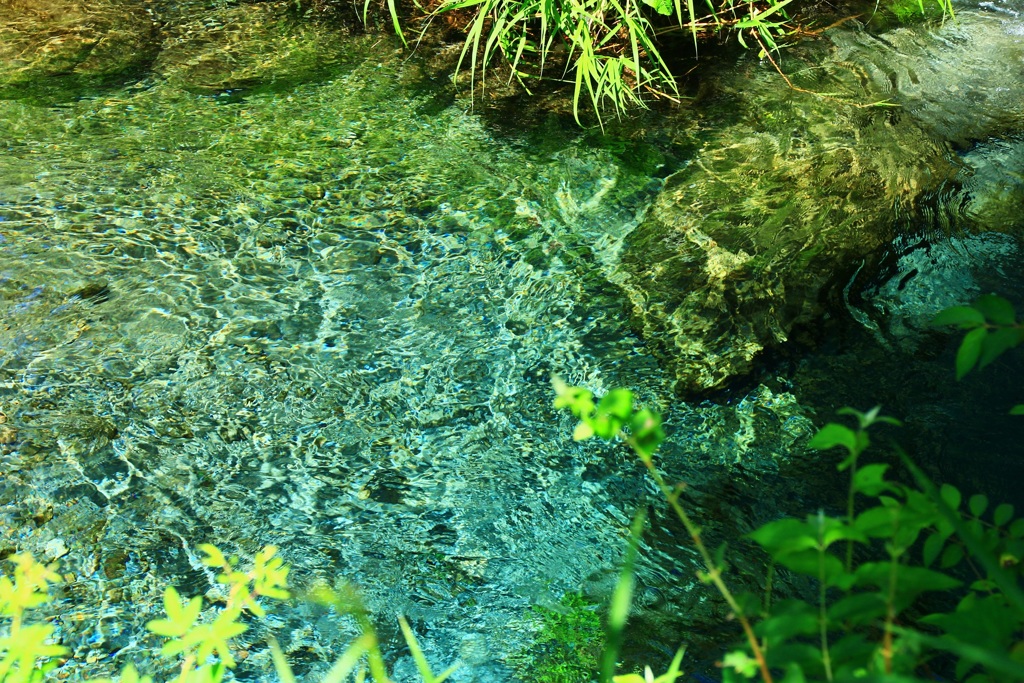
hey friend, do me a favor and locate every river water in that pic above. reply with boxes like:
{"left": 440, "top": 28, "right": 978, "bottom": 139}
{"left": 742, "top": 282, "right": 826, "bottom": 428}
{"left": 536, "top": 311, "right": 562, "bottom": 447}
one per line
{"left": 0, "top": 2, "right": 1021, "bottom": 680}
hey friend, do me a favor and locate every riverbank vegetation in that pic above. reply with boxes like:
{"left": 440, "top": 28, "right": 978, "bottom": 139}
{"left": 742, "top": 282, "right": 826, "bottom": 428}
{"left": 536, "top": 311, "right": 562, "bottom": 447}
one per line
{"left": 342, "top": 0, "right": 955, "bottom": 123}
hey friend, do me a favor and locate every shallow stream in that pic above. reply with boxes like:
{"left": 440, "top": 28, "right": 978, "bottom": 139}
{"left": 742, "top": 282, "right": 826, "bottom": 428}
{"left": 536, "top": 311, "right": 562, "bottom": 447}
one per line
{"left": 0, "top": 1, "right": 1022, "bottom": 680}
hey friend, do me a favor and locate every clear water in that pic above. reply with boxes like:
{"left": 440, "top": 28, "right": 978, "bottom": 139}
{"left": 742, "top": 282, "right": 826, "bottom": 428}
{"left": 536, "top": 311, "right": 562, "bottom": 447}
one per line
{"left": 0, "top": 35, "right": 816, "bottom": 681}
{"left": 2, "top": 0, "right": 1023, "bottom": 679}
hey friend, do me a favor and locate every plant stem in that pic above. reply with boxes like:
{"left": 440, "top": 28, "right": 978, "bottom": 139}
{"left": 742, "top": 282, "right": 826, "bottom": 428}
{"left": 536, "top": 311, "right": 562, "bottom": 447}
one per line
{"left": 846, "top": 449, "right": 857, "bottom": 572}
{"left": 817, "top": 510, "right": 834, "bottom": 682}
{"left": 627, "top": 436, "right": 774, "bottom": 683}
{"left": 882, "top": 555, "right": 900, "bottom": 673}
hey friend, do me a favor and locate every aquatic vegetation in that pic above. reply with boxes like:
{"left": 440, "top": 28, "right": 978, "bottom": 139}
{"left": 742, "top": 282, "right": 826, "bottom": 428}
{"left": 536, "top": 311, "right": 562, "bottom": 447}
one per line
{"left": 511, "top": 591, "right": 605, "bottom": 683}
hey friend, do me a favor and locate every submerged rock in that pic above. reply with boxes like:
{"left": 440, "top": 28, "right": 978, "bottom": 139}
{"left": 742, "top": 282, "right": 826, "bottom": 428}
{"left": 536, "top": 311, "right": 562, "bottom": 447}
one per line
{"left": 614, "top": 6, "right": 1024, "bottom": 396}
{"left": 153, "top": 1, "right": 354, "bottom": 94}
{"left": 829, "top": 3, "right": 1024, "bottom": 147}
{"left": 0, "top": 0, "right": 159, "bottom": 99}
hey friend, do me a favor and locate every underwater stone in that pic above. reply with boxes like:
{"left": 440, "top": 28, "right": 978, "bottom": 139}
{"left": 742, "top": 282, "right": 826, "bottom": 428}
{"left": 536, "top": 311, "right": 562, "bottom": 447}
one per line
{"left": 153, "top": 1, "right": 354, "bottom": 94}
{"left": 43, "top": 537, "right": 69, "bottom": 560}
{"left": 828, "top": 10, "right": 1024, "bottom": 147}
{"left": 613, "top": 20, "right": 979, "bottom": 395}
{"left": 0, "top": 0, "right": 159, "bottom": 99}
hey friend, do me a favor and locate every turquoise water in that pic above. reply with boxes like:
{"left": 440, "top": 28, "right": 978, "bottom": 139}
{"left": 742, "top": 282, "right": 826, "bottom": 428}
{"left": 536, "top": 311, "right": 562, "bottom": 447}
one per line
{"left": 3, "top": 0, "right": 1024, "bottom": 676}
{"left": 0, "top": 37, "right": 816, "bottom": 680}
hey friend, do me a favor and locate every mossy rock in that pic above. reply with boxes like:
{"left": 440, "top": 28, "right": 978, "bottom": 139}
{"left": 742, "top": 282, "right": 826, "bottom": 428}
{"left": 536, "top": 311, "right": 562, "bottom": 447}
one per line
{"left": 0, "top": 0, "right": 159, "bottom": 100}
{"left": 613, "top": 36, "right": 962, "bottom": 396}
{"left": 153, "top": 1, "right": 355, "bottom": 94}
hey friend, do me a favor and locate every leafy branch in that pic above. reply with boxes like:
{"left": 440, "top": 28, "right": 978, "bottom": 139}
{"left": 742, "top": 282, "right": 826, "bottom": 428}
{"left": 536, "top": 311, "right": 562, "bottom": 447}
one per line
{"left": 554, "top": 376, "right": 1024, "bottom": 683}
{"left": 932, "top": 294, "right": 1024, "bottom": 402}
{"left": 553, "top": 376, "right": 773, "bottom": 683}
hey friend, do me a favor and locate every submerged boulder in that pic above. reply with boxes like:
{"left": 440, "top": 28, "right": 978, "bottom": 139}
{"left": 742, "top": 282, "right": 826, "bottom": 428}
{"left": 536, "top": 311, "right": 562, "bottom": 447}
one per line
{"left": 153, "top": 1, "right": 354, "bottom": 93}
{"left": 0, "top": 0, "right": 159, "bottom": 99}
{"left": 613, "top": 7, "right": 1024, "bottom": 396}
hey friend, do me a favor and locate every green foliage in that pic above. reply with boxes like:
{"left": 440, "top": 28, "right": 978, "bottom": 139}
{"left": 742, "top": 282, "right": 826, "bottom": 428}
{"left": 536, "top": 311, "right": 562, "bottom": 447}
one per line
{"left": 135, "top": 544, "right": 293, "bottom": 682}
{"left": 4, "top": 359, "right": 1020, "bottom": 683}
{"left": 515, "top": 592, "right": 606, "bottom": 683}
{"left": 554, "top": 378, "right": 1024, "bottom": 683}
{"left": 933, "top": 294, "right": 1024, "bottom": 411}
{"left": 1, "top": 545, "right": 457, "bottom": 683}
{"left": 0, "top": 554, "right": 67, "bottom": 683}
{"left": 887, "top": 0, "right": 951, "bottom": 24}
{"left": 553, "top": 376, "right": 664, "bottom": 460}
{"left": 426, "top": 0, "right": 794, "bottom": 126}
{"left": 933, "top": 294, "right": 1024, "bottom": 379}
{"left": 613, "top": 647, "right": 685, "bottom": 683}
{"left": 351, "top": 0, "right": 959, "bottom": 124}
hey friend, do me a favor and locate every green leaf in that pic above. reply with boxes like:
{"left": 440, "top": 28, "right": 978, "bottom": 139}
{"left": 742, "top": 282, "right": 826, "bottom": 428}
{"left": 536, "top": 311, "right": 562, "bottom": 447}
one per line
{"left": 779, "top": 662, "right": 807, "bottom": 683}
{"left": 897, "top": 628, "right": 1024, "bottom": 682}
{"left": 754, "top": 599, "right": 818, "bottom": 641}
{"left": 1009, "top": 518, "right": 1024, "bottom": 538}
{"left": 319, "top": 634, "right": 375, "bottom": 683}
{"left": 852, "top": 464, "right": 894, "bottom": 496}
{"left": 722, "top": 650, "right": 760, "bottom": 677}
{"left": 968, "top": 494, "right": 988, "bottom": 517}
{"left": 855, "top": 506, "right": 898, "bottom": 538}
{"left": 808, "top": 423, "right": 856, "bottom": 452}
{"left": 974, "top": 294, "right": 1016, "bottom": 325}
{"left": 121, "top": 664, "right": 154, "bottom": 683}
{"left": 1010, "top": 404, "right": 1024, "bottom": 415}
{"left": 573, "top": 421, "right": 595, "bottom": 441}
{"left": 0, "top": 623, "right": 68, "bottom": 674}
{"left": 253, "top": 545, "right": 291, "bottom": 602}
{"left": 147, "top": 587, "right": 202, "bottom": 638}
{"left": 552, "top": 376, "right": 594, "bottom": 418}
{"left": 602, "top": 511, "right": 644, "bottom": 683}
{"left": 657, "top": 646, "right": 687, "bottom": 683}
{"left": 747, "top": 518, "right": 817, "bottom": 555}
{"left": 922, "top": 532, "right": 946, "bottom": 567}
{"left": 399, "top": 616, "right": 459, "bottom": 683}
{"left": 940, "top": 484, "right": 962, "bottom": 511}
{"left": 268, "top": 638, "right": 297, "bottom": 683}
{"left": 854, "top": 562, "right": 960, "bottom": 596}
{"left": 932, "top": 305, "right": 986, "bottom": 329}
{"left": 590, "top": 413, "right": 624, "bottom": 440}
{"left": 828, "top": 592, "right": 887, "bottom": 626}
{"left": 641, "top": 0, "right": 674, "bottom": 15}
{"left": 993, "top": 503, "right": 1015, "bottom": 527}
{"left": 199, "top": 544, "right": 228, "bottom": 568}
{"left": 597, "top": 388, "right": 634, "bottom": 422}
{"left": 978, "top": 326, "right": 1024, "bottom": 370}
{"left": 956, "top": 327, "right": 987, "bottom": 379}
{"left": 776, "top": 548, "right": 847, "bottom": 584}
{"left": 940, "top": 542, "right": 965, "bottom": 568}
{"left": 629, "top": 409, "right": 665, "bottom": 459}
